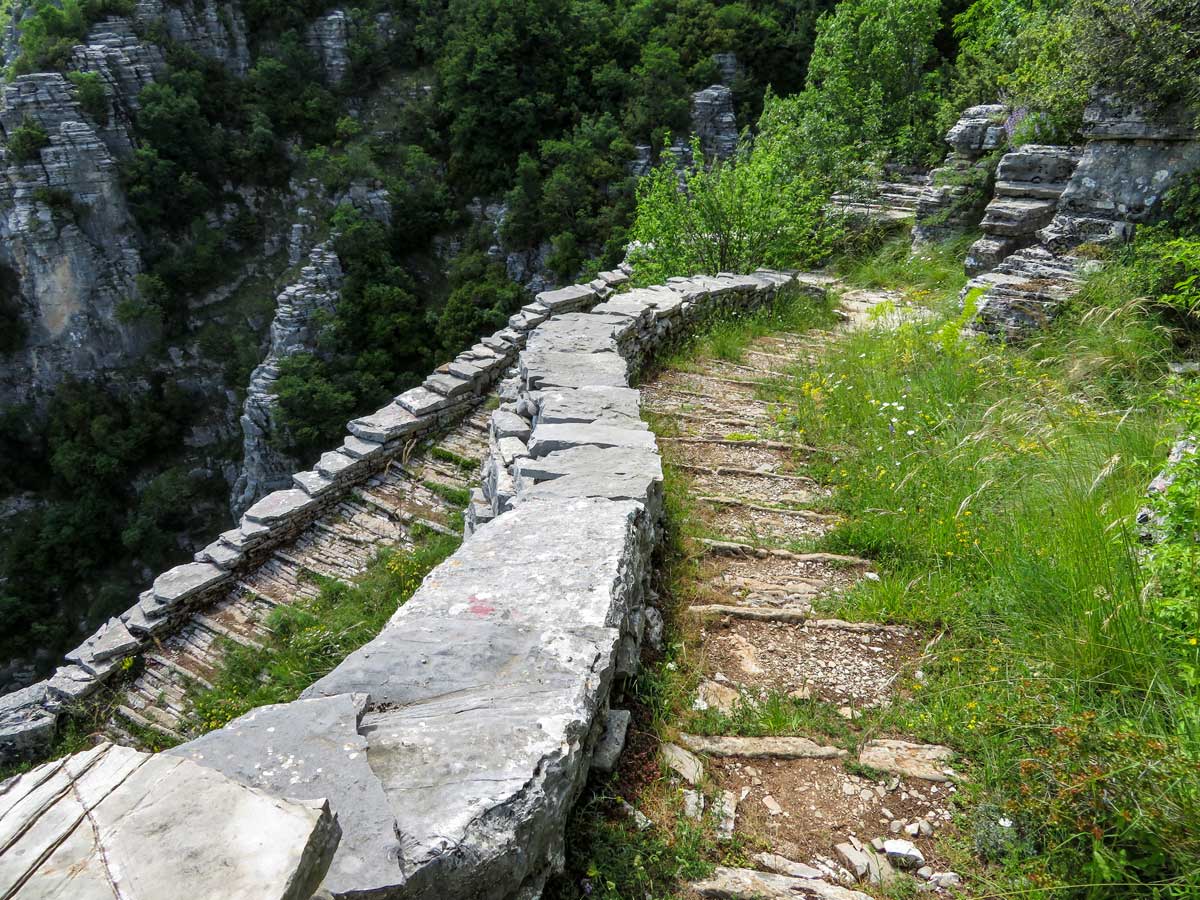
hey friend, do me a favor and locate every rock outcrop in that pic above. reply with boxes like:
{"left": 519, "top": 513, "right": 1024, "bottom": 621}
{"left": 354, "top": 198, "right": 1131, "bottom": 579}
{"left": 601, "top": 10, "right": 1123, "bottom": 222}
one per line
{"left": 912, "top": 104, "right": 1008, "bottom": 246}
{"left": 967, "top": 95, "right": 1200, "bottom": 338}
{"left": 965, "top": 144, "right": 1080, "bottom": 275}
{"left": 306, "top": 9, "right": 352, "bottom": 85}
{"left": 0, "top": 73, "right": 151, "bottom": 409}
{"left": 232, "top": 244, "right": 344, "bottom": 515}
{"left": 133, "top": 0, "right": 251, "bottom": 76}
{"left": 691, "top": 83, "right": 739, "bottom": 160}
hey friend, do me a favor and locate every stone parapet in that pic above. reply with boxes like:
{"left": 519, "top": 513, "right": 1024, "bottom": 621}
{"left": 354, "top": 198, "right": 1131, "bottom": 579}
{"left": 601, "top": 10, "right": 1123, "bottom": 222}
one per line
{"left": 0, "top": 265, "right": 822, "bottom": 900}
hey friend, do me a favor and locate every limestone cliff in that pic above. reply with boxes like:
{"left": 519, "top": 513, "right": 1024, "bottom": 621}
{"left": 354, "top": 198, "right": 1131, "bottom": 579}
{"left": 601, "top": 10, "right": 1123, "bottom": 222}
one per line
{"left": 0, "top": 72, "right": 150, "bottom": 409}
{"left": 231, "top": 245, "right": 344, "bottom": 516}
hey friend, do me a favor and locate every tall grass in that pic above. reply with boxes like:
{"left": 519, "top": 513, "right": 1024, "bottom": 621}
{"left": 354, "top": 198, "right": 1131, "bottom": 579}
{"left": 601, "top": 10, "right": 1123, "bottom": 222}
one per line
{"left": 771, "top": 245, "right": 1198, "bottom": 894}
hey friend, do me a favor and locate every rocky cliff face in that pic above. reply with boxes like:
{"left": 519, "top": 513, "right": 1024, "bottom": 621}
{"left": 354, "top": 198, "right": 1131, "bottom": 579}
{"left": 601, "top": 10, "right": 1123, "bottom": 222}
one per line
{"left": 912, "top": 104, "right": 1009, "bottom": 246}
{"left": 0, "top": 73, "right": 150, "bottom": 409}
{"left": 231, "top": 245, "right": 344, "bottom": 515}
{"left": 133, "top": 0, "right": 251, "bottom": 76}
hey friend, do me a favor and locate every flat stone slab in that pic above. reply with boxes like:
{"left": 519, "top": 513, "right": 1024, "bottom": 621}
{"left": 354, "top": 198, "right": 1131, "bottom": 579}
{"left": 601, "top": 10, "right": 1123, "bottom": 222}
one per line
{"left": 66, "top": 618, "right": 140, "bottom": 666}
{"left": 521, "top": 349, "right": 628, "bottom": 390}
{"left": 535, "top": 385, "right": 644, "bottom": 427}
{"left": 293, "top": 470, "right": 337, "bottom": 498}
{"left": 0, "top": 742, "right": 339, "bottom": 899}
{"left": 514, "top": 445, "right": 661, "bottom": 485}
{"left": 424, "top": 372, "right": 475, "bottom": 399}
{"left": 536, "top": 283, "right": 596, "bottom": 311}
{"left": 679, "top": 734, "right": 847, "bottom": 759}
{"left": 151, "top": 562, "right": 226, "bottom": 607}
{"left": 691, "top": 866, "right": 873, "bottom": 900}
{"left": 244, "top": 488, "right": 317, "bottom": 526}
{"left": 397, "top": 385, "right": 458, "bottom": 416}
{"left": 348, "top": 402, "right": 424, "bottom": 442}
{"left": 169, "top": 694, "right": 395, "bottom": 898}
{"left": 525, "top": 313, "right": 636, "bottom": 354}
{"left": 316, "top": 449, "right": 360, "bottom": 478}
{"left": 527, "top": 422, "right": 657, "bottom": 457}
{"left": 491, "top": 409, "right": 532, "bottom": 441}
{"left": 859, "top": 739, "right": 956, "bottom": 782}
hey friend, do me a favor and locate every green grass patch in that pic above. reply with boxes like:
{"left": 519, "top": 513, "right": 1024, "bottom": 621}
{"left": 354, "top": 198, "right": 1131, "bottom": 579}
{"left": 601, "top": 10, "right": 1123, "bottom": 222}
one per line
{"left": 422, "top": 479, "right": 472, "bottom": 507}
{"left": 656, "top": 281, "right": 838, "bottom": 370}
{"left": 774, "top": 238, "right": 1198, "bottom": 893}
{"left": 430, "top": 445, "right": 479, "bottom": 472}
{"left": 185, "top": 533, "right": 459, "bottom": 734}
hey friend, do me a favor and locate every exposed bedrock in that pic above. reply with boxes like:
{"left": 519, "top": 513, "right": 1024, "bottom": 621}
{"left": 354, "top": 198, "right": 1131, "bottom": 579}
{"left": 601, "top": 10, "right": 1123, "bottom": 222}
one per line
{"left": 231, "top": 244, "right": 345, "bottom": 516}
{"left": 0, "top": 73, "right": 150, "bottom": 409}
{"left": 966, "top": 94, "right": 1200, "bottom": 338}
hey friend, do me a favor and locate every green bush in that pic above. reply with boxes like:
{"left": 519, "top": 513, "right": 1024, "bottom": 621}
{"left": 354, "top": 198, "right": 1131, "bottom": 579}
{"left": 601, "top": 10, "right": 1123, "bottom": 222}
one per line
{"left": 66, "top": 70, "right": 108, "bottom": 125}
{"left": 7, "top": 117, "right": 50, "bottom": 162}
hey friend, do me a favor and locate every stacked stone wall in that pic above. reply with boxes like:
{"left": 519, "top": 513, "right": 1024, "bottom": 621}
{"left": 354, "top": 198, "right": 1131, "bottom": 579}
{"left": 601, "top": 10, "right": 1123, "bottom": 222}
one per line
{"left": 0, "top": 265, "right": 820, "bottom": 900}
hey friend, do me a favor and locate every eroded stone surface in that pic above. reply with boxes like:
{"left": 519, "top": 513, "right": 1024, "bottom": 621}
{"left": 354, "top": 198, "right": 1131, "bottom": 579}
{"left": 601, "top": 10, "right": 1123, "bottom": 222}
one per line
{"left": 0, "top": 742, "right": 340, "bottom": 899}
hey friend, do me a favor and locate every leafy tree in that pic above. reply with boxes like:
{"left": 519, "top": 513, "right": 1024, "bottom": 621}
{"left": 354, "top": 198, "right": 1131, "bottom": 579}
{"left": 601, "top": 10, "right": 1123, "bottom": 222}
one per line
{"left": 434, "top": 251, "right": 526, "bottom": 354}
{"left": 800, "top": 0, "right": 946, "bottom": 164}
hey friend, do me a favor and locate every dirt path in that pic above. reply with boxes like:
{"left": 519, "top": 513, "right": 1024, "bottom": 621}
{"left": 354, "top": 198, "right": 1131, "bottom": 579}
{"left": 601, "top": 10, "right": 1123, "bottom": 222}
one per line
{"left": 641, "top": 286, "right": 965, "bottom": 898}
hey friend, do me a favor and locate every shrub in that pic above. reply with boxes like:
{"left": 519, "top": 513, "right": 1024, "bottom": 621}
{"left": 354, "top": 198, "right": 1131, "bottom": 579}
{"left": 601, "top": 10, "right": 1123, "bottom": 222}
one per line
{"left": 66, "top": 71, "right": 109, "bottom": 125}
{"left": 7, "top": 118, "right": 50, "bottom": 162}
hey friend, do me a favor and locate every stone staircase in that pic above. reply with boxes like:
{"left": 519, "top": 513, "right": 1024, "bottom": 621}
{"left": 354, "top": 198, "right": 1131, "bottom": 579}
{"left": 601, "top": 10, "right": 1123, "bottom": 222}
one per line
{"left": 638, "top": 286, "right": 963, "bottom": 898}
{"left": 106, "top": 402, "right": 492, "bottom": 744}
{"left": 830, "top": 172, "right": 929, "bottom": 224}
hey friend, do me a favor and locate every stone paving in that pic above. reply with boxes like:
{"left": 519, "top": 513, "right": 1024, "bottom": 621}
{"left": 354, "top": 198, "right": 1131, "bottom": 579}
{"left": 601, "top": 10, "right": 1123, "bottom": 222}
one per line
{"left": 637, "top": 287, "right": 964, "bottom": 898}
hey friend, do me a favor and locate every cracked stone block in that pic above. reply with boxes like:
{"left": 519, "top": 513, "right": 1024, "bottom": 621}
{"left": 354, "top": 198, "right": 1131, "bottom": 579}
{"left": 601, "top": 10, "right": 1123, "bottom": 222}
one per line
{"left": 692, "top": 866, "right": 874, "bottom": 900}
{"left": 521, "top": 349, "right": 629, "bottom": 390}
{"left": 859, "top": 739, "right": 955, "bottom": 781}
{"left": 244, "top": 488, "right": 318, "bottom": 526}
{"left": 316, "top": 449, "right": 360, "bottom": 479}
{"left": 169, "top": 693, "right": 394, "bottom": 899}
{"left": 536, "top": 283, "right": 597, "bottom": 312}
{"left": 196, "top": 538, "right": 244, "bottom": 570}
{"left": 0, "top": 682, "right": 57, "bottom": 761}
{"left": 0, "top": 742, "right": 340, "bottom": 899}
{"left": 397, "top": 385, "right": 458, "bottom": 416}
{"left": 293, "top": 469, "right": 337, "bottom": 498}
{"left": 424, "top": 372, "right": 475, "bottom": 399}
{"left": 341, "top": 434, "right": 386, "bottom": 460}
{"left": 534, "top": 385, "right": 644, "bottom": 428}
{"left": 591, "top": 708, "right": 631, "bottom": 773}
{"left": 151, "top": 562, "right": 227, "bottom": 607}
{"left": 65, "top": 618, "right": 141, "bottom": 671}
{"left": 491, "top": 409, "right": 532, "bottom": 442}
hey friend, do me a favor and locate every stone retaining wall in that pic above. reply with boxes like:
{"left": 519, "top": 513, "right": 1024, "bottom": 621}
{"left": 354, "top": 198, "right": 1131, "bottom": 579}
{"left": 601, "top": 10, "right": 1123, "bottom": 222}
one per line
{"left": 1, "top": 267, "right": 822, "bottom": 900}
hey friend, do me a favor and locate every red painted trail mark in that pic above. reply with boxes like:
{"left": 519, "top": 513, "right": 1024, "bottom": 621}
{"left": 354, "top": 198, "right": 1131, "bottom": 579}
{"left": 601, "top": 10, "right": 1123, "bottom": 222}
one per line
{"left": 467, "top": 596, "right": 496, "bottom": 617}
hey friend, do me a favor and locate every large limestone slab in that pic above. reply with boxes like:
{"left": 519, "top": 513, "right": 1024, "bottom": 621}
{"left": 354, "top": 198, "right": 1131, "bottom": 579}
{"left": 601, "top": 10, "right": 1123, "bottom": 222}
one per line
{"left": 296, "top": 498, "right": 644, "bottom": 897}
{"left": 0, "top": 742, "right": 340, "bottom": 899}
{"left": 169, "top": 694, "right": 396, "bottom": 898}
{"left": 691, "top": 865, "right": 872, "bottom": 899}
{"left": 534, "top": 385, "right": 644, "bottom": 428}
{"left": 244, "top": 488, "right": 318, "bottom": 526}
{"left": 521, "top": 349, "right": 628, "bottom": 390}
{"left": 527, "top": 422, "right": 657, "bottom": 457}
{"left": 348, "top": 402, "right": 425, "bottom": 442}
{"left": 526, "top": 312, "right": 637, "bottom": 354}
{"left": 535, "top": 283, "right": 597, "bottom": 312}
{"left": 859, "top": 739, "right": 956, "bottom": 782}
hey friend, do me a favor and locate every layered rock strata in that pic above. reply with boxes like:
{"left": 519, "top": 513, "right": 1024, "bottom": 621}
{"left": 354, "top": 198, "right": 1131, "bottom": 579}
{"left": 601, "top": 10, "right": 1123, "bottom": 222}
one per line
{"left": 912, "top": 104, "right": 1008, "bottom": 246}
{"left": 964, "top": 144, "right": 1080, "bottom": 275}
{"left": 967, "top": 95, "right": 1200, "bottom": 338}
{"left": 1, "top": 265, "right": 817, "bottom": 900}
{"left": 0, "top": 72, "right": 150, "bottom": 408}
{"left": 232, "top": 243, "right": 345, "bottom": 515}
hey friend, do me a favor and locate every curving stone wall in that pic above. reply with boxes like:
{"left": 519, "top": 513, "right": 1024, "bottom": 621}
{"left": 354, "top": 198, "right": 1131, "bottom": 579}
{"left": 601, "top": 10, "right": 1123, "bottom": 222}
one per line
{"left": 0, "top": 266, "right": 817, "bottom": 899}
